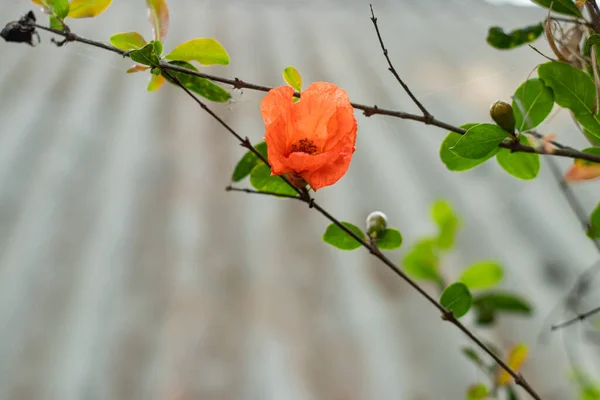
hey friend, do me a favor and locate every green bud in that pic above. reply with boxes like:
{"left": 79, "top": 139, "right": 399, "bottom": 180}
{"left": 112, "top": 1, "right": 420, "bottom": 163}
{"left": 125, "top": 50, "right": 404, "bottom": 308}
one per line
{"left": 366, "top": 211, "right": 388, "bottom": 238}
{"left": 490, "top": 100, "right": 515, "bottom": 134}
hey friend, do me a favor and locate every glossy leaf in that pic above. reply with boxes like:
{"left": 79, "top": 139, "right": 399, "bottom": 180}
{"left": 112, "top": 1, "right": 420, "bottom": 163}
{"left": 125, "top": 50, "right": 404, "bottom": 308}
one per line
{"left": 496, "top": 135, "right": 540, "bottom": 180}
{"left": 531, "top": 0, "right": 582, "bottom": 17}
{"left": 249, "top": 163, "right": 298, "bottom": 197}
{"left": 322, "top": 222, "right": 365, "bottom": 251}
{"left": 459, "top": 261, "right": 504, "bottom": 290}
{"left": 538, "top": 61, "right": 600, "bottom": 142}
{"left": 146, "top": 0, "right": 170, "bottom": 42}
{"left": 467, "top": 384, "right": 489, "bottom": 400}
{"left": 128, "top": 43, "right": 161, "bottom": 67}
{"left": 440, "top": 282, "right": 472, "bottom": 318}
{"left": 588, "top": 202, "right": 600, "bottom": 238}
{"left": 283, "top": 66, "right": 302, "bottom": 92}
{"left": 440, "top": 123, "right": 498, "bottom": 171}
{"left": 68, "top": 0, "right": 112, "bottom": 18}
{"left": 50, "top": 0, "right": 69, "bottom": 18}
{"left": 512, "top": 78, "right": 554, "bottom": 131}
{"left": 162, "top": 61, "right": 231, "bottom": 102}
{"left": 403, "top": 238, "right": 441, "bottom": 282}
{"left": 431, "top": 200, "right": 459, "bottom": 250}
{"left": 110, "top": 32, "right": 147, "bottom": 51}
{"left": 375, "top": 228, "right": 403, "bottom": 250}
{"left": 450, "top": 123, "right": 510, "bottom": 160}
{"left": 165, "top": 38, "right": 230, "bottom": 66}
{"left": 473, "top": 292, "right": 532, "bottom": 325}
{"left": 147, "top": 74, "right": 165, "bottom": 92}
{"left": 584, "top": 34, "right": 600, "bottom": 57}
{"left": 497, "top": 344, "right": 528, "bottom": 386}
{"left": 231, "top": 142, "right": 268, "bottom": 182}
{"left": 486, "top": 23, "right": 543, "bottom": 50}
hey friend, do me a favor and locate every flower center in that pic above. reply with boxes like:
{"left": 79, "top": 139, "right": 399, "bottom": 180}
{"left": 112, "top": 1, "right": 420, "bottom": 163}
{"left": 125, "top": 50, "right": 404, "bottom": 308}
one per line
{"left": 291, "top": 138, "right": 318, "bottom": 155}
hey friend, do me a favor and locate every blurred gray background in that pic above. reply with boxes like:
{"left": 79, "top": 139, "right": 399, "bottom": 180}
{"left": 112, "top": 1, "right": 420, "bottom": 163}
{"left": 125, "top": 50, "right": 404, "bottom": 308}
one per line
{"left": 1, "top": 0, "right": 600, "bottom": 399}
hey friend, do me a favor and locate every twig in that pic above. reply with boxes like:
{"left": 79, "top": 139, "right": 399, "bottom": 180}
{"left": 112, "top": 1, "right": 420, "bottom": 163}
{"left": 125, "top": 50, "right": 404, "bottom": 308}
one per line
{"left": 368, "top": 5, "right": 432, "bottom": 122}
{"left": 548, "top": 16, "right": 592, "bottom": 28}
{"left": 22, "top": 21, "right": 600, "bottom": 165}
{"left": 225, "top": 185, "right": 302, "bottom": 200}
{"left": 528, "top": 44, "right": 556, "bottom": 61}
{"left": 551, "top": 305, "right": 600, "bottom": 330}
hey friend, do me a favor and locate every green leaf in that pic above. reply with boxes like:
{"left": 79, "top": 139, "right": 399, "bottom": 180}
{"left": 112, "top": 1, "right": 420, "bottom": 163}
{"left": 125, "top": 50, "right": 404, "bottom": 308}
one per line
{"left": 462, "top": 347, "right": 487, "bottom": 370}
{"left": 459, "top": 261, "right": 504, "bottom": 290}
{"left": 162, "top": 61, "right": 231, "bottom": 102}
{"left": 577, "top": 147, "right": 600, "bottom": 166}
{"left": 283, "top": 66, "right": 302, "bottom": 92}
{"left": 531, "top": 0, "right": 582, "bottom": 17}
{"left": 588, "top": 202, "right": 600, "bottom": 238}
{"left": 538, "top": 61, "right": 600, "bottom": 142}
{"left": 232, "top": 142, "right": 268, "bottom": 182}
{"left": 49, "top": 14, "right": 64, "bottom": 30}
{"left": 472, "top": 291, "right": 532, "bottom": 325}
{"left": 249, "top": 164, "right": 298, "bottom": 197}
{"left": 322, "top": 222, "right": 365, "bottom": 251}
{"left": 146, "top": 0, "right": 169, "bottom": 42}
{"left": 50, "top": 0, "right": 69, "bottom": 19}
{"left": 431, "top": 200, "right": 459, "bottom": 250}
{"left": 110, "top": 32, "right": 148, "bottom": 51}
{"left": 486, "top": 23, "right": 543, "bottom": 50}
{"left": 68, "top": 0, "right": 112, "bottom": 18}
{"left": 584, "top": 34, "right": 600, "bottom": 57}
{"left": 440, "top": 282, "right": 472, "bottom": 318}
{"left": 467, "top": 384, "right": 489, "bottom": 400}
{"left": 403, "top": 238, "right": 441, "bottom": 282}
{"left": 165, "top": 38, "right": 230, "bottom": 66}
{"left": 450, "top": 123, "right": 510, "bottom": 160}
{"left": 496, "top": 135, "right": 540, "bottom": 180}
{"left": 128, "top": 43, "right": 161, "bottom": 67}
{"left": 440, "top": 124, "right": 498, "bottom": 171}
{"left": 512, "top": 78, "right": 554, "bottom": 131}
{"left": 375, "top": 228, "right": 403, "bottom": 250}
{"left": 152, "top": 40, "right": 163, "bottom": 56}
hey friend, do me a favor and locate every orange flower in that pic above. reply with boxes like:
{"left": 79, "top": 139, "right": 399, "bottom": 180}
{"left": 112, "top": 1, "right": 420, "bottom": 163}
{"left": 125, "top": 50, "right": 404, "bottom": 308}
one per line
{"left": 260, "top": 82, "right": 357, "bottom": 190}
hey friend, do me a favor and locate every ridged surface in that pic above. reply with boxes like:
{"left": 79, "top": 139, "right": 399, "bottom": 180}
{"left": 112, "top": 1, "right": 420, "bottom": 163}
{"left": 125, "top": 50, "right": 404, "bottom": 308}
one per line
{"left": 0, "top": 1, "right": 599, "bottom": 399}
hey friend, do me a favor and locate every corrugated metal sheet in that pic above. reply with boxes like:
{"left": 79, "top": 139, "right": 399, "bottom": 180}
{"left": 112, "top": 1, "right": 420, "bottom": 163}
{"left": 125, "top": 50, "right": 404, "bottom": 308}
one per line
{"left": 0, "top": 1, "right": 599, "bottom": 399}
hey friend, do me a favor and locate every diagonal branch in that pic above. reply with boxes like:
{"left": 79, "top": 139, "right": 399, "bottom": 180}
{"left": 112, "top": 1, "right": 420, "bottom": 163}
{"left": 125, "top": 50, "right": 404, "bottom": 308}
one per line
{"left": 368, "top": 4, "right": 432, "bottom": 122}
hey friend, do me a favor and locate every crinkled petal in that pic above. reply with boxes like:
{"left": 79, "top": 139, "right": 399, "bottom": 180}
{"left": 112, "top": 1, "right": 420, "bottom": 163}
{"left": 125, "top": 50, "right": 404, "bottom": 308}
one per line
{"left": 302, "top": 132, "right": 356, "bottom": 190}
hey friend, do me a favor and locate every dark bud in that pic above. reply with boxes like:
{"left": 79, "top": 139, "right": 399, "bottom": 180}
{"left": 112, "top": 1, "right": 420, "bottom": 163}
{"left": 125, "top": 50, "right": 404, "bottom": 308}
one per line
{"left": 1, "top": 11, "right": 39, "bottom": 47}
{"left": 489, "top": 100, "right": 516, "bottom": 134}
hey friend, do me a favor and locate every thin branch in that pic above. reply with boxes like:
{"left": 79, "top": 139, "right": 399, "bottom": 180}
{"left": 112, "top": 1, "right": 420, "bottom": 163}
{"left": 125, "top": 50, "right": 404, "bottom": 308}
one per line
{"left": 22, "top": 21, "right": 600, "bottom": 165}
{"left": 552, "top": 305, "right": 600, "bottom": 330}
{"left": 548, "top": 16, "right": 593, "bottom": 28}
{"left": 225, "top": 185, "right": 302, "bottom": 200}
{"left": 368, "top": 5, "right": 432, "bottom": 121}
{"left": 528, "top": 44, "right": 556, "bottom": 61}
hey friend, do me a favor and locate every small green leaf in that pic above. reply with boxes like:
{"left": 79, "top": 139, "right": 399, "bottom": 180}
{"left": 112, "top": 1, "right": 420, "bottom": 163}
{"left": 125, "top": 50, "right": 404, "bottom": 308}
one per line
{"left": 440, "top": 123, "right": 498, "bottom": 171}
{"left": 467, "top": 384, "right": 489, "bottom": 400}
{"left": 165, "top": 38, "right": 230, "bottom": 66}
{"left": 50, "top": 0, "right": 69, "bottom": 19}
{"left": 232, "top": 142, "right": 268, "bottom": 182}
{"left": 128, "top": 43, "right": 161, "bottom": 67}
{"left": 249, "top": 164, "right": 298, "bottom": 197}
{"left": 459, "top": 261, "right": 504, "bottom": 290}
{"left": 152, "top": 40, "right": 163, "bottom": 56}
{"left": 162, "top": 61, "right": 231, "bottom": 102}
{"left": 588, "top": 202, "right": 600, "bottom": 238}
{"left": 431, "top": 200, "right": 459, "bottom": 250}
{"left": 146, "top": 0, "right": 170, "bottom": 42}
{"left": 486, "top": 23, "right": 544, "bottom": 50}
{"left": 531, "top": 0, "right": 582, "bottom": 17}
{"left": 403, "top": 238, "right": 441, "bottom": 282}
{"left": 68, "top": 0, "right": 112, "bottom": 18}
{"left": 110, "top": 32, "right": 147, "bottom": 51}
{"left": 462, "top": 347, "right": 487, "bottom": 370}
{"left": 375, "top": 228, "right": 403, "bottom": 250}
{"left": 584, "top": 34, "right": 600, "bottom": 57}
{"left": 322, "top": 222, "right": 365, "bottom": 251}
{"left": 49, "top": 14, "right": 64, "bottom": 30}
{"left": 283, "top": 66, "right": 302, "bottom": 92}
{"left": 512, "top": 78, "right": 554, "bottom": 131}
{"left": 440, "top": 282, "right": 472, "bottom": 318}
{"left": 496, "top": 135, "right": 540, "bottom": 180}
{"left": 450, "top": 123, "right": 510, "bottom": 160}
{"left": 473, "top": 292, "right": 532, "bottom": 325}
